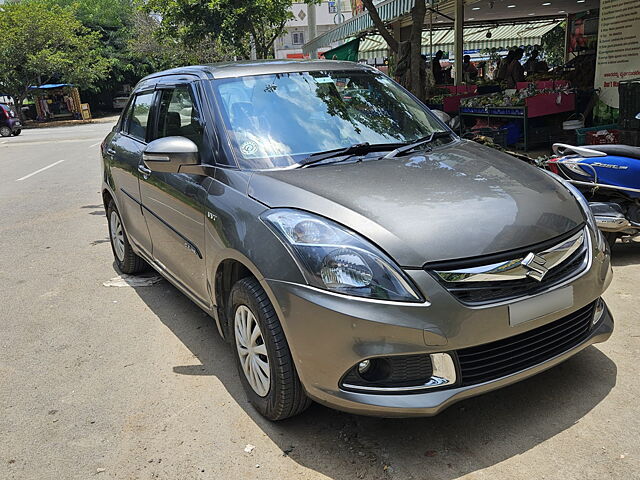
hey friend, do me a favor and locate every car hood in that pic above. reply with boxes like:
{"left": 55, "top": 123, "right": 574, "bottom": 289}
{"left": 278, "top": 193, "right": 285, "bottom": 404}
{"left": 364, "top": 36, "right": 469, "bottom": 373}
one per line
{"left": 248, "top": 139, "right": 585, "bottom": 267}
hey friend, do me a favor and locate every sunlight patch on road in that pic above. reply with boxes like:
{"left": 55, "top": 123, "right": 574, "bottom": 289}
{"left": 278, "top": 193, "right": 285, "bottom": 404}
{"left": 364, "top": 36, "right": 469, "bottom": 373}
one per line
{"left": 103, "top": 274, "right": 163, "bottom": 287}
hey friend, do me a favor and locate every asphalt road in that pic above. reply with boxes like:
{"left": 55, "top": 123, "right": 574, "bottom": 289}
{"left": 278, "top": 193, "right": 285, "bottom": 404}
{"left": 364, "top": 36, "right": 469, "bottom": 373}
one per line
{"left": 1, "top": 122, "right": 639, "bottom": 480}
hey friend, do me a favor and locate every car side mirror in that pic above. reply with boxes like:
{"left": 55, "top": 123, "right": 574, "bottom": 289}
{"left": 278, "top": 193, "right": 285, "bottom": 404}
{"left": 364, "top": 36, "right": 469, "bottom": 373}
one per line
{"left": 143, "top": 136, "right": 198, "bottom": 173}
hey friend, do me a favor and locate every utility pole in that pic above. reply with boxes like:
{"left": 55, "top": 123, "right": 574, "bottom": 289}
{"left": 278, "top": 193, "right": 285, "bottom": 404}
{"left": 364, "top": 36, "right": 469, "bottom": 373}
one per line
{"left": 454, "top": 0, "right": 464, "bottom": 85}
{"left": 308, "top": 3, "right": 318, "bottom": 59}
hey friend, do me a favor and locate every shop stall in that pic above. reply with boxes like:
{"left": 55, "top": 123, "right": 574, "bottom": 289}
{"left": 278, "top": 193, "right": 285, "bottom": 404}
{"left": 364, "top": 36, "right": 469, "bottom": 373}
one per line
{"left": 427, "top": 85, "right": 477, "bottom": 115}
{"left": 459, "top": 81, "right": 575, "bottom": 150}
{"left": 29, "top": 84, "right": 83, "bottom": 121}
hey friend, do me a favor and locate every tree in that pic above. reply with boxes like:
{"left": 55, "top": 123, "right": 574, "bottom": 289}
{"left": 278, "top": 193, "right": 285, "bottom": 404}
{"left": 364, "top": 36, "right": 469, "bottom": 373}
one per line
{"left": 128, "top": 11, "right": 238, "bottom": 69}
{"left": 361, "top": 0, "right": 433, "bottom": 101}
{"left": 0, "top": 0, "right": 110, "bottom": 114}
{"left": 43, "top": 0, "right": 149, "bottom": 97}
{"left": 144, "top": 0, "right": 319, "bottom": 60}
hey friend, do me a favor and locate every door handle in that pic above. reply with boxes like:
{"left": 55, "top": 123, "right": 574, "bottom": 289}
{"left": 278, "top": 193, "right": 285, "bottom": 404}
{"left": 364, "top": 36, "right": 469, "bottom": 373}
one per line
{"left": 138, "top": 164, "right": 152, "bottom": 177}
{"left": 106, "top": 148, "right": 116, "bottom": 156}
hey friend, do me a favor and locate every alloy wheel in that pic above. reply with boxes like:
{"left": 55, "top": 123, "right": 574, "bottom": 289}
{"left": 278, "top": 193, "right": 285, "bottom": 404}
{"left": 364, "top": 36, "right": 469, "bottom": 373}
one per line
{"left": 110, "top": 210, "right": 125, "bottom": 262}
{"left": 0, "top": 126, "right": 11, "bottom": 137}
{"left": 234, "top": 305, "right": 271, "bottom": 397}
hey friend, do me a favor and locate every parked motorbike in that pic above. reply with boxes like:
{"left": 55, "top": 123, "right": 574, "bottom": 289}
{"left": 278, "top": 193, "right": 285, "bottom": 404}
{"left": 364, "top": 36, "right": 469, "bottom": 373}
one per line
{"left": 547, "top": 131, "right": 640, "bottom": 246}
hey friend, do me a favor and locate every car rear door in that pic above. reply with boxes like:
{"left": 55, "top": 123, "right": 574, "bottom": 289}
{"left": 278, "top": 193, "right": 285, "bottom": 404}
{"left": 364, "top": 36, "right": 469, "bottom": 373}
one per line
{"left": 137, "top": 79, "right": 211, "bottom": 304}
{"left": 107, "top": 90, "right": 156, "bottom": 256}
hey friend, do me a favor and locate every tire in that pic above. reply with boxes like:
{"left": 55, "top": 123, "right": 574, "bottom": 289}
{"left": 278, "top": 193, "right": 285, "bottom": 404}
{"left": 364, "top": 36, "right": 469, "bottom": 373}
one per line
{"left": 13, "top": 129, "right": 21, "bottom": 136}
{"left": 229, "top": 277, "right": 311, "bottom": 421}
{"left": 107, "top": 200, "right": 147, "bottom": 274}
{"left": 604, "top": 231, "right": 618, "bottom": 249}
{"left": 0, "top": 126, "right": 11, "bottom": 137}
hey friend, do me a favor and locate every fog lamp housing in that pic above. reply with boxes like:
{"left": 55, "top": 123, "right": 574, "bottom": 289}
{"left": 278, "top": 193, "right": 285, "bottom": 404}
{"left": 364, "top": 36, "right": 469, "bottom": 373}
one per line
{"left": 340, "top": 353, "right": 457, "bottom": 393}
{"left": 593, "top": 298, "right": 606, "bottom": 326}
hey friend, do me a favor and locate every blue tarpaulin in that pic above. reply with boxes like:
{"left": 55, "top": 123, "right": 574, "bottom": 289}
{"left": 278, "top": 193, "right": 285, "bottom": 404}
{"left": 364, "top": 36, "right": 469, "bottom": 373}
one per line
{"left": 28, "top": 84, "right": 73, "bottom": 90}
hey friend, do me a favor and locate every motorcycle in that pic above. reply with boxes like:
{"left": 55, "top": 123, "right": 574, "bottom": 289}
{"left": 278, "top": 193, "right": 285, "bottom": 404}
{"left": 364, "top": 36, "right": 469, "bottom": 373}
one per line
{"left": 547, "top": 127, "right": 640, "bottom": 247}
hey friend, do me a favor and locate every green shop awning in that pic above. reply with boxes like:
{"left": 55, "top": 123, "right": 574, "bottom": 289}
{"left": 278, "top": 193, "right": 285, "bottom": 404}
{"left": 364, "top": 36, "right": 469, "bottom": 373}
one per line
{"left": 322, "top": 38, "right": 361, "bottom": 61}
{"left": 358, "top": 20, "right": 561, "bottom": 59}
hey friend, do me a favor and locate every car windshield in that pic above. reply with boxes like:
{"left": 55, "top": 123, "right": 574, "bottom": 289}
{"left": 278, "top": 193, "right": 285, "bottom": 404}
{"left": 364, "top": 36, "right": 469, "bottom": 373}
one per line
{"left": 212, "top": 70, "right": 448, "bottom": 169}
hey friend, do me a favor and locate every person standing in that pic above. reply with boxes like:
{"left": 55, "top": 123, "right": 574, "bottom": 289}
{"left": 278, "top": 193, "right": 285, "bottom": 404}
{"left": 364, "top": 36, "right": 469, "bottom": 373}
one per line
{"left": 432, "top": 51, "right": 445, "bottom": 84}
{"left": 495, "top": 50, "right": 515, "bottom": 82}
{"left": 523, "top": 50, "right": 539, "bottom": 75}
{"left": 523, "top": 49, "right": 549, "bottom": 75}
{"left": 462, "top": 55, "right": 478, "bottom": 82}
{"left": 505, "top": 48, "right": 525, "bottom": 88}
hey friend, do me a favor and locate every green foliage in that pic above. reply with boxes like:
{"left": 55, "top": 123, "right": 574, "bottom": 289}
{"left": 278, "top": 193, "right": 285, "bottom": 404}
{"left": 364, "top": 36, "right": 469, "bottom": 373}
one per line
{"left": 0, "top": 0, "right": 110, "bottom": 103}
{"left": 145, "top": 0, "right": 318, "bottom": 59}
{"left": 127, "top": 11, "right": 238, "bottom": 69}
{"left": 42, "top": 0, "right": 147, "bottom": 94}
{"left": 44, "top": 0, "right": 133, "bottom": 30}
{"left": 542, "top": 22, "right": 566, "bottom": 67}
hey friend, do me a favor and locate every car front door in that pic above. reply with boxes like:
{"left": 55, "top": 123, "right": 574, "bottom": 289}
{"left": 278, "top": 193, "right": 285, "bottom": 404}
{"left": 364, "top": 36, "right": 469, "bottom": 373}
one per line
{"left": 138, "top": 81, "right": 211, "bottom": 304}
{"left": 108, "top": 90, "right": 155, "bottom": 256}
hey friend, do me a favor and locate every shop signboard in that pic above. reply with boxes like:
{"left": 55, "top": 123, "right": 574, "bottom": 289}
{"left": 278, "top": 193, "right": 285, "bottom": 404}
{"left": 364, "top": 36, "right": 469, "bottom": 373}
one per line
{"left": 594, "top": 0, "right": 640, "bottom": 109}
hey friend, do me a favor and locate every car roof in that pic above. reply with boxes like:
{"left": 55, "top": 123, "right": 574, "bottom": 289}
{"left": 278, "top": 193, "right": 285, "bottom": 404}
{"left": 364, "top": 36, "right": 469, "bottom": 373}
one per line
{"left": 139, "top": 60, "right": 375, "bottom": 83}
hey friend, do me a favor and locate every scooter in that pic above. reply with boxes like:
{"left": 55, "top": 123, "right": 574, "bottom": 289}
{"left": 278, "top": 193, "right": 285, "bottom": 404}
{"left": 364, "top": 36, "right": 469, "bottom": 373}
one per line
{"left": 547, "top": 127, "right": 640, "bottom": 246}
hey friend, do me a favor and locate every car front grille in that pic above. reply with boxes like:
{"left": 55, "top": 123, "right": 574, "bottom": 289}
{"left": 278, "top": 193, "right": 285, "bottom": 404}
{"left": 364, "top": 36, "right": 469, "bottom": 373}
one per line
{"left": 456, "top": 302, "right": 596, "bottom": 387}
{"left": 428, "top": 229, "right": 589, "bottom": 305}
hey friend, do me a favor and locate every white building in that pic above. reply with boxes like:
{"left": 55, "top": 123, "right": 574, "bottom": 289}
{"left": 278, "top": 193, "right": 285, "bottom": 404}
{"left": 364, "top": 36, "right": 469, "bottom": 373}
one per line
{"left": 275, "top": 1, "right": 354, "bottom": 59}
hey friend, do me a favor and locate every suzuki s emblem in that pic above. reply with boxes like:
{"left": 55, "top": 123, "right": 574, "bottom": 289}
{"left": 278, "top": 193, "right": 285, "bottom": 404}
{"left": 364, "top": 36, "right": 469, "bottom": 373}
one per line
{"left": 521, "top": 253, "right": 548, "bottom": 281}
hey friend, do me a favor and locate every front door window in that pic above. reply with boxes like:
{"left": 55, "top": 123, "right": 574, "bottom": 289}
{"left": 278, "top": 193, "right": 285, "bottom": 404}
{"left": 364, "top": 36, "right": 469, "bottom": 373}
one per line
{"left": 155, "top": 86, "right": 203, "bottom": 150}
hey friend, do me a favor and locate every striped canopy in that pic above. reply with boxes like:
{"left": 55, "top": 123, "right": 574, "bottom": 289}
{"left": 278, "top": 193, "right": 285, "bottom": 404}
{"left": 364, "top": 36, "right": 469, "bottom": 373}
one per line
{"left": 358, "top": 20, "right": 560, "bottom": 59}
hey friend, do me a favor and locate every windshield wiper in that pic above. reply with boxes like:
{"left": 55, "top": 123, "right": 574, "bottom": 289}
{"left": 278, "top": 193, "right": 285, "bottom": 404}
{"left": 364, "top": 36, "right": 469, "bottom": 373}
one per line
{"left": 383, "top": 131, "right": 452, "bottom": 160}
{"left": 297, "top": 142, "right": 401, "bottom": 168}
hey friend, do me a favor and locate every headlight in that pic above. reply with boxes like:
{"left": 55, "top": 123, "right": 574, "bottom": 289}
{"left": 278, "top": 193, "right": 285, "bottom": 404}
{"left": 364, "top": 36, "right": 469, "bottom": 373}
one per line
{"left": 261, "top": 209, "right": 423, "bottom": 302}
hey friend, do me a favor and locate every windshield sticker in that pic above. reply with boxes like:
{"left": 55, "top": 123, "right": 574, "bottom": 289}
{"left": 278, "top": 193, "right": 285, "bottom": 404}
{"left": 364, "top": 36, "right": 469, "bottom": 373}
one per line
{"left": 314, "top": 77, "right": 334, "bottom": 84}
{"left": 240, "top": 141, "right": 259, "bottom": 156}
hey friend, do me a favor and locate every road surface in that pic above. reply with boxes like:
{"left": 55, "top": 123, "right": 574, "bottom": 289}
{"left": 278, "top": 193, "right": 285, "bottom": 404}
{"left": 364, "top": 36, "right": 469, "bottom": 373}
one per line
{"left": 1, "top": 122, "right": 638, "bottom": 480}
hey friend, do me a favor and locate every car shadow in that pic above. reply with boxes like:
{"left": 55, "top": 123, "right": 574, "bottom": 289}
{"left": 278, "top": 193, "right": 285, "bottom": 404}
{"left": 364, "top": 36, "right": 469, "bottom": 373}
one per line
{"left": 130, "top": 278, "right": 617, "bottom": 480}
{"left": 610, "top": 241, "right": 640, "bottom": 267}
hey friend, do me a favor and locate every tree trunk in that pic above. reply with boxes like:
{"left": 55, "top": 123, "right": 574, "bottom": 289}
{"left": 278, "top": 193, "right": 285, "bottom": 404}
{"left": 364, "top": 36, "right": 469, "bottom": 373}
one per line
{"left": 361, "top": 0, "right": 399, "bottom": 53}
{"left": 409, "top": 1, "right": 426, "bottom": 101}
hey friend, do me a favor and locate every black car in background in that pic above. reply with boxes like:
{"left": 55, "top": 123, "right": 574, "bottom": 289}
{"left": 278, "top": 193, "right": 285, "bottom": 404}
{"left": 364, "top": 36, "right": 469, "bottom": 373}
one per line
{"left": 0, "top": 104, "right": 22, "bottom": 137}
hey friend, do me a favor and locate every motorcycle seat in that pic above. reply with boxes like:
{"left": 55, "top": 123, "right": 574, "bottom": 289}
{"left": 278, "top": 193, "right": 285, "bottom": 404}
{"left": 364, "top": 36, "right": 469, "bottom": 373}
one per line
{"left": 582, "top": 144, "right": 640, "bottom": 160}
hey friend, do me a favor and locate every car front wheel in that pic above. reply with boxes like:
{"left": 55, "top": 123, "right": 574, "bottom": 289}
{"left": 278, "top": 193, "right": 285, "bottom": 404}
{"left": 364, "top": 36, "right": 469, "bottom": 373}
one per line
{"left": 229, "top": 277, "right": 311, "bottom": 421}
{"left": 13, "top": 129, "right": 21, "bottom": 136}
{"left": 107, "top": 200, "right": 147, "bottom": 274}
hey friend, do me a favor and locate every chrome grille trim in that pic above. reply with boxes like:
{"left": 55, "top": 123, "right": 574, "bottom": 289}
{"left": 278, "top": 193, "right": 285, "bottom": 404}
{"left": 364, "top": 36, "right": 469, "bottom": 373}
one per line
{"left": 435, "top": 228, "right": 586, "bottom": 283}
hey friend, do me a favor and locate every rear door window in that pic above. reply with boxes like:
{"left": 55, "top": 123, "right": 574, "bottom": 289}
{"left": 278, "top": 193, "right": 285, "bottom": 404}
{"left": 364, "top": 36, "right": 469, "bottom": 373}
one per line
{"left": 125, "top": 92, "right": 155, "bottom": 141}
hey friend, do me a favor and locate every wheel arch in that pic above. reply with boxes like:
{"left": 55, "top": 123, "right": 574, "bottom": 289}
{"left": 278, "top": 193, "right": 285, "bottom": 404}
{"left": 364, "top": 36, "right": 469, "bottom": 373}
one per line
{"left": 102, "top": 187, "right": 115, "bottom": 212}
{"left": 211, "top": 252, "right": 286, "bottom": 344}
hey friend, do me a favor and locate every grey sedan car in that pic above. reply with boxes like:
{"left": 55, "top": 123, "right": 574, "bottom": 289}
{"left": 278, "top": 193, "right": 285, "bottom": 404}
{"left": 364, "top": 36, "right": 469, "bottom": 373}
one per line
{"left": 101, "top": 60, "right": 613, "bottom": 420}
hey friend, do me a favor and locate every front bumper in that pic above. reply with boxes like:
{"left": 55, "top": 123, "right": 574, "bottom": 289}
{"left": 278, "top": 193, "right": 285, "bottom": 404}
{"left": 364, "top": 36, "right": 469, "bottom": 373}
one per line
{"left": 264, "top": 231, "right": 613, "bottom": 417}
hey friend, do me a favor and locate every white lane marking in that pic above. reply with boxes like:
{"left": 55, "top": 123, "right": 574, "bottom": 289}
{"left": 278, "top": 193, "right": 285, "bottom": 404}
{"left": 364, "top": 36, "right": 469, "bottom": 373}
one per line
{"left": 88, "top": 141, "right": 102, "bottom": 148}
{"left": 16, "top": 159, "right": 65, "bottom": 181}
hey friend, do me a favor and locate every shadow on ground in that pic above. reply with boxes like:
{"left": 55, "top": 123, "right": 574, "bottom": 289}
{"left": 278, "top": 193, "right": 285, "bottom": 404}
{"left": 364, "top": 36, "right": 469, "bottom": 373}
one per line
{"left": 129, "top": 274, "right": 616, "bottom": 480}
{"left": 610, "top": 241, "right": 640, "bottom": 267}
